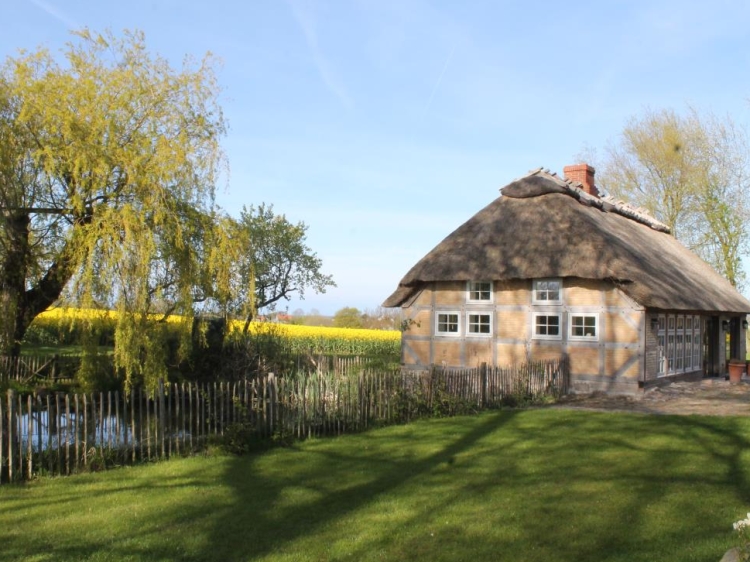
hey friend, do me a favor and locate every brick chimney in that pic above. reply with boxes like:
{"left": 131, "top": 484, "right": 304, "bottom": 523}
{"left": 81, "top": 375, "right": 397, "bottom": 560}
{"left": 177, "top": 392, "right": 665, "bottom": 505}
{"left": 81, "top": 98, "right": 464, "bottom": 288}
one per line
{"left": 563, "top": 164, "right": 599, "bottom": 197}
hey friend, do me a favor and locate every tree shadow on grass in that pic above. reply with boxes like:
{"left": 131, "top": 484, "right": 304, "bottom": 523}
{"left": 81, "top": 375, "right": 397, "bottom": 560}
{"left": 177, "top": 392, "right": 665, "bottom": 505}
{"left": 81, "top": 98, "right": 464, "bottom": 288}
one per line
{"left": 491, "top": 412, "right": 750, "bottom": 562}
{"left": 172, "top": 406, "right": 750, "bottom": 562}
{"left": 0, "top": 413, "right": 519, "bottom": 561}
{"left": 196, "top": 411, "right": 520, "bottom": 561}
{"left": 6, "top": 409, "right": 750, "bottom": 561}
{"left": 189, "top": 411, "right": 750, "bottom": 562}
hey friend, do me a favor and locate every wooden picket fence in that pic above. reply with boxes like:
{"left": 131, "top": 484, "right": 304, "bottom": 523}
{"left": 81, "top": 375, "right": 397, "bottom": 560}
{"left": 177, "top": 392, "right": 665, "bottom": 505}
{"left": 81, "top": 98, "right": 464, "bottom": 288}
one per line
{"left": 0, "top": 358, "right": 568, "bottom": 484}
{"left": 0, "top": 353, "right": 389, "bottom": 384}
{"left": 0, "top": 354, "right": 80, "bottom": 384}
{"left": 417, "top": 359, "right": 570, "bottom": 409}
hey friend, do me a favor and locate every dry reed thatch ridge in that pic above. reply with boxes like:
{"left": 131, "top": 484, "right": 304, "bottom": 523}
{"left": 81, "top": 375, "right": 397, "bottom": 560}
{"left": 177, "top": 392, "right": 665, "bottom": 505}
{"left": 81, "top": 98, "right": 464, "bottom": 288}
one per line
{"left": 383, "top": 169, "right": 750, "bottom": 313}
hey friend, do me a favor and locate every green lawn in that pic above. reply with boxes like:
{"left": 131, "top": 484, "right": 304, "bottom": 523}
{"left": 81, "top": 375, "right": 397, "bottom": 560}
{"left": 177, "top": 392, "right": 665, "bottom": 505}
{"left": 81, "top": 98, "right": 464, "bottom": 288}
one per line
{"left": 1, "top": 409, "right": 749, "bottom": 562}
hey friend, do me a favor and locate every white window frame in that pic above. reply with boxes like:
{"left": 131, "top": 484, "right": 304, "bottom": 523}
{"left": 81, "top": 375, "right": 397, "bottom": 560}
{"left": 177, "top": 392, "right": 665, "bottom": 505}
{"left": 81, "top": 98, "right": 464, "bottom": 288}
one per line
{"left": 532, "top": 312, "right": 562, "bottom": 340}
{"left": 467, "top": 281, "right": 493, "bottom": 303}
{"left": 532, "top": 278, "right": 562, "bottom": 305}
{"left": 658, "top": 314, "right": 702, "bottom": 377}
{"left": 657, "top": 314, "right": 667, "bottom": 377}
{"left": 435, "top": 311, "right": 461, "bottom": 337}
{"left": 466, "top": 312, "right": 492, "bottom": 337}
{"left": 569, "top": 313, "right": 599, "bottom": 341}
{"left": 675, "top": 316, "right": 684, "bottom": 372}
{"left": 692, "top": 315, "right": 701, "bottom": 370}
{"left": 667, "top": 331, "right": 675, "bottom": 372}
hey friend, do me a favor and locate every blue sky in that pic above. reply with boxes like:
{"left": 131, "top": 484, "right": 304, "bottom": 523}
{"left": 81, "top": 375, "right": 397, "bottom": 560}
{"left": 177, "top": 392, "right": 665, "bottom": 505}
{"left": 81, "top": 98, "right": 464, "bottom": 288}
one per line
{"left": 4, "top": 0, "right": 750, "bottom": 315}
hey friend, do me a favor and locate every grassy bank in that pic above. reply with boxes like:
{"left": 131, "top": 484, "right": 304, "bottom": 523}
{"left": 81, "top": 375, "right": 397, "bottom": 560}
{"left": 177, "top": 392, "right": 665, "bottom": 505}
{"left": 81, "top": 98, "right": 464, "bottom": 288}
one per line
{"left": 1, "top": 409, "right": 749, "bottom": 561}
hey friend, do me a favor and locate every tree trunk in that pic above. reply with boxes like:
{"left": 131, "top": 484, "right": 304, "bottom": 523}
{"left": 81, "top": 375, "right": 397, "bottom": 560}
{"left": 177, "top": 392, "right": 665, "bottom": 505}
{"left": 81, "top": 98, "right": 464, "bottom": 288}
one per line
{"left": 242, "top": 311, "right": 255, "bottom": 335}
{"left": 0, "top": 210, "right": 89, "bottom": 356}
{"left": 0, "top": 211, "right": 31, "bottom": 356}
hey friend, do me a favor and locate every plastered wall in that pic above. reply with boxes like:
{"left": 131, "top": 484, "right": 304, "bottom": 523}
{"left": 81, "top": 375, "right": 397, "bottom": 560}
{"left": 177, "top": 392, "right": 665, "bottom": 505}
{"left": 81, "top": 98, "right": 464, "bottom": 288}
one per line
{"left": 399, "top": 277, "right": 645, "bottom": 392}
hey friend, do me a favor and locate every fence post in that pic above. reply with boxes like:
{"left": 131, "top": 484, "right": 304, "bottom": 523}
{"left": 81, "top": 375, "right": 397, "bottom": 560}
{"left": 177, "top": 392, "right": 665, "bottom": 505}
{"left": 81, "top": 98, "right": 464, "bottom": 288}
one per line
{"left": 480, "top": 362, "right": 487, "bottom": 408}
{"left": 268, "top": 373, "right": 276, "bottom": 436}
{"left": 0, "top": 390, "right": 4, "bottom": 483}
{"left": 6, "top": 389, "right": 14, "bottom": 482}
{"left": 357, "top": 371, "right": 365, "bottom": 431}
{"left": 158, "top": 380, "right": 166, "bottom": 459}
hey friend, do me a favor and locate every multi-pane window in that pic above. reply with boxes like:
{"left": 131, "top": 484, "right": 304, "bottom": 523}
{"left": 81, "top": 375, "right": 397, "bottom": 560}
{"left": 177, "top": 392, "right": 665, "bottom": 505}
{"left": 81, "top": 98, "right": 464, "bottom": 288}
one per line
{"left": 569, "top": 314, "right": 598, "bottom": 340}
{"left": 676, "top": 316, "right": 684, "bottom": 371}
{"left": 659, "top": 314, "right": 701, "bottom": 377}
{"left": 467, "top": 313, "right": 491, "bottom": 335}
{"left": 532, "top": 279, "right": 562, "bottom": 304}
{"left": 667, "top": 331, "right": 675, "bottom": 372}
{"left": 436, "top": 312, "right": 460, "bottom": 335}
{"left": 467, "top": 281, "right": 492, "bottom": 302}
{"left": 693, "top": 316, "right": 701, "bottom": 369}
{"left": 533, "top": 313, "right": 561, "bottom": 339}
{"left": 657, "top": 315, "right": 666, "bottom": 376}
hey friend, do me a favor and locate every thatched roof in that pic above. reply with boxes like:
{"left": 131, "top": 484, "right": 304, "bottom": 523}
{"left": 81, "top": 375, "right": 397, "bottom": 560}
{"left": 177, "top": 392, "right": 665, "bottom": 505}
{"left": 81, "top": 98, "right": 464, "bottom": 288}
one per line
{"left": 383, "top": 168, "right": 750, "bottom": 313}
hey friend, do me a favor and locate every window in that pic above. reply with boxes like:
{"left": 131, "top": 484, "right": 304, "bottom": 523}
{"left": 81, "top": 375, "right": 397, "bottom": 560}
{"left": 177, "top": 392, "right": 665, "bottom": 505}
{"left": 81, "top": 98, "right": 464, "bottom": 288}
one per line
{"left": 658, "top": 314, "right": 701, "bottom": 377}
{"left": 675, "top": 315, "right": 684, "bottom": 371}
{"left": 467, "top": 281, "right": 492, "bottom": 302}
{"left": 533, "top": 313, "right": 561, "bottom": 340}
{"left": 569, "top": 313, "right": 598, "bottom": 340}
{"left": 435, "top": 312, "right": 460, "bottom": 335}
{"left": 657, "top": 314, "right": 666, "bottom": 376}
{"left": 675, "top": 333, "right": 684, "bottom": 371}
{"left": 533, "top": 279, "right": 562, "bottom": 304}
{"left": 667, "top": 332, "right": 675, "bottom": 372}
{"left": 467, "top": 313, "right": 491, "bottom": 335}
{"left": 695, "top": 318, "right": 702, "bottom": 367}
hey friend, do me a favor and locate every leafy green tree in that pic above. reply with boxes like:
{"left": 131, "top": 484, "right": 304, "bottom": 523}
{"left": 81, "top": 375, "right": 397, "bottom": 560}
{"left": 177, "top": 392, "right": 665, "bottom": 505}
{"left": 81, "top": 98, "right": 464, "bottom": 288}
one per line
{"left": 0, "top": 29, "right": 227, "bottom": 390}
{"left": 216, "top": 204, "right": 335, "bottom": 333}
{"left": 333, "top": 307, "right": 364, "bottom": 329}
{"left": 596, "top": 107, "right": 750, "bottom": 288}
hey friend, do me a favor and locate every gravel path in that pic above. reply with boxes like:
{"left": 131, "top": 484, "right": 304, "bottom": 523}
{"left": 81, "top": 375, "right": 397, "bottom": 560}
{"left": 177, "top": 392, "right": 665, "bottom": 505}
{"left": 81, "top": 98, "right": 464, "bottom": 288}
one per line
{"left": 550, "top": 378, "right": 750, "bottom": 416}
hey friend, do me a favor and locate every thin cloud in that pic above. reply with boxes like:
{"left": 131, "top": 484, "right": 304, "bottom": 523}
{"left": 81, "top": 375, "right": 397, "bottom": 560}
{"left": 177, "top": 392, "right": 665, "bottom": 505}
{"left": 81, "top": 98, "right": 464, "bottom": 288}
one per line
{"left": 28, "top": 0, "right": 79, "bottom": 29}
{"left": 424, "top": 42, "right": 456, "bottom": 114}
{"left": 287, "top": 0, "right": 354, "bottom": 110}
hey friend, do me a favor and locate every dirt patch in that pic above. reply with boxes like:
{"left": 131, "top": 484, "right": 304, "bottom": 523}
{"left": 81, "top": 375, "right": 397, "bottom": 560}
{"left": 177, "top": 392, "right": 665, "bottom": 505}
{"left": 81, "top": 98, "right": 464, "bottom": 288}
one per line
{"left": 550, "top": 378, "right": 750, "bottom": 416}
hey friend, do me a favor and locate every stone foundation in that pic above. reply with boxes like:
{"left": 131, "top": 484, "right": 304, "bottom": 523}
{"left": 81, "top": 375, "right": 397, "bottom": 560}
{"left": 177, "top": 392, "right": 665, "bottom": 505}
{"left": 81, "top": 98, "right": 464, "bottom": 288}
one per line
{"left": 641, "top": 369, "right": 704, "bottom": 391}
{"left": 568, "top": 372, "right": 643, "bottom": 395}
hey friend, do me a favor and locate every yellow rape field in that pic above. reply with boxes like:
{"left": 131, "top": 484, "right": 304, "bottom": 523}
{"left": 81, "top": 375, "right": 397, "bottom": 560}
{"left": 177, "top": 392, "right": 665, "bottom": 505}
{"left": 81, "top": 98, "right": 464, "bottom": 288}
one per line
{"left": 37, "top": 307, "right": 185, "bottom": 324}
{"left": 240, "top": 321, "right": 400, "bottom": 342}
{"left": 33, "top": 308, "right": 400, "bottom": 356}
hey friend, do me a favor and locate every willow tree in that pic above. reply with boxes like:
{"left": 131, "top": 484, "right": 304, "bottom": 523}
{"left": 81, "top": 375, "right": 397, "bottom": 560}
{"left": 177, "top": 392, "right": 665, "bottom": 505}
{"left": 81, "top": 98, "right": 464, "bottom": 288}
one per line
{"left": 0, "top": 29, "right": 228, "bottom": 389}
{"left": 597, "top": 107, "right": 750, "bottom": 288}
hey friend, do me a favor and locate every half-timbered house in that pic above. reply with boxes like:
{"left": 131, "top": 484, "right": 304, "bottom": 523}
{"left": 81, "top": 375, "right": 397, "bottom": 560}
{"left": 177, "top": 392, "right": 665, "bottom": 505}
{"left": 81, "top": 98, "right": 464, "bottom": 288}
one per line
{"left": 383, "top": 164, "right": 750, "bottom": 393}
